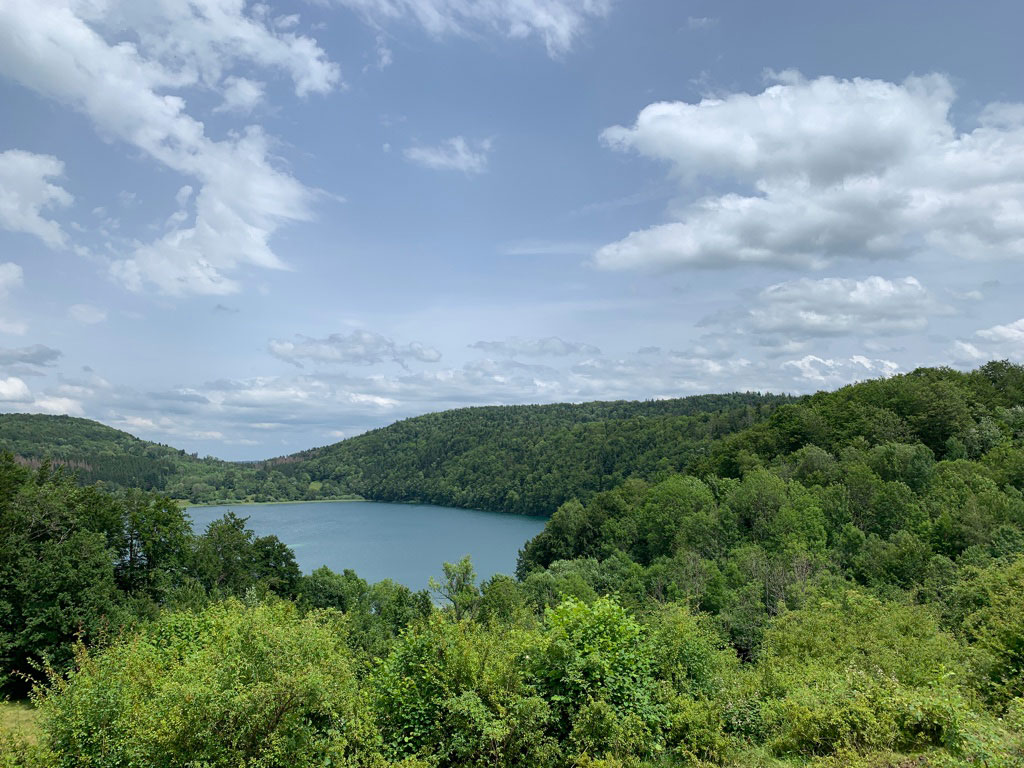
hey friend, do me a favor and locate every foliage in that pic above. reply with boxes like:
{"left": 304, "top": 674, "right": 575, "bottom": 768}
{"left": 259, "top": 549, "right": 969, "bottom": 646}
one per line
{"left": 38, "top": 599, "right": 381, "bottom": 768}
{"left": 369, "top": 614, "right": 557, "bottom": 767}
{"left": 293, "top": 393, "right": 792, "bottom": 515}
{"left": 1, "top": 393, "right": 791, "bottom": 509}
{"left": 0, "top": 456, "right": 301, "bottom": 697}
{"left": 9, "top": 361, "right": 1024, "bottom": 766}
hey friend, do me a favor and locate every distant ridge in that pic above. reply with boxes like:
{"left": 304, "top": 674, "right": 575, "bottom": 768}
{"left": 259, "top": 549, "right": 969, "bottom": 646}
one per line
{"left": 0, "top": 391, "right": 793, "bottom": 512}
{"left": 6, "top": 363, "right": 1024, "bottom": 515}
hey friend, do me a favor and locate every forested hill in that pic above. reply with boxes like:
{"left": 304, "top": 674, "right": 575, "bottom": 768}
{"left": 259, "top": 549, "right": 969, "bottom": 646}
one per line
{"left": 6, "top": 362, "right": 1023, "bottom": 515}
{"left": 280, "top": 393, "right": 794, "bottom": 514}
{"left": 272, "top": 363, "right": 1024, "bottom": 514}
{"left": 0, "top": 413, "right": 220, "bottom": 490}
{"left": 0, "top": 392, "right": 793, "bottom": 509}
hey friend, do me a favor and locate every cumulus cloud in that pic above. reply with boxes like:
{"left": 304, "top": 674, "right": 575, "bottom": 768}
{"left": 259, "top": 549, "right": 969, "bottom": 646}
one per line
{"left": 977, "top": 318, "right": 1024, "bottom": 345}
{"left": 0, "top": 0, "right": 340, "bottom": 295}
{"left": 269, "top": 330, "right": 443, "bottom": 369}
{"left": 596, "top": 72, "right": 1024, "bottom": 271}
{"left": 333, "top": 0, "right": 612, "bottom": 56}
{"left": 0, "top": 376, "right": 31, "bottom": 402}
{"left": 749, "top": 275, "right": 943, "bottom": 337}
{"left": 783, "top": 354, "right": 900, "bottom": 385}
{"left": 26, "top": 395, "right": 84, "bottom": 416}
{"left": 951, "top": 318, "right": 1024, "bottom": 364}
{"left": 470, "top": 336, "right": 601, "bottom": 357}
{"left": 68, "top": 304, "right": 107, "bottom": 324}
{"left": 0, "top": 150, "right": 73, "bottom": 248}
{"left": 697, "top": 276, "right": 947, "bottom": 357}
{"left": 404, "top": 136, "right": 492, "bottom": 174}
{"left": 948, "top": 340, "right": 987, "bottom": 365}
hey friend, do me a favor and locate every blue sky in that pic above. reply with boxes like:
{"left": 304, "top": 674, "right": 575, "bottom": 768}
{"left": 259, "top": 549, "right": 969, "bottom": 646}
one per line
{"left": 1, "top": 0, "right": 1023, "bottom": 459}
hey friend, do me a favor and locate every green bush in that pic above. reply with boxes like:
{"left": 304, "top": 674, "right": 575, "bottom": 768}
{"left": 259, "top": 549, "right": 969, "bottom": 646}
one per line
{"left": 955, "top": 559, "right": 1024, "bottom": 705}
{"left": 368, "top": 613, "right": 557, "bottom": 767}
{"left": 39, "top": 599, "right": 380, "bottom": 768}
{"left": 532, "top": 596, "right": 663, "bottom": 749}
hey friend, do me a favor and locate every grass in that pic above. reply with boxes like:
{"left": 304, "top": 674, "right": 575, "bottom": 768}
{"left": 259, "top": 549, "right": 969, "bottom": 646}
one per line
{"left": 0, "top": 700, "right": 40, "bottom": 744}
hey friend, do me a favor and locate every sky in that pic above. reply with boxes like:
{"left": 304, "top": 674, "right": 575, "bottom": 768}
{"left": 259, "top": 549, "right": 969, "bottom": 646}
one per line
{"left": 0, "top": 0, "right": 1023, "bottom": 460}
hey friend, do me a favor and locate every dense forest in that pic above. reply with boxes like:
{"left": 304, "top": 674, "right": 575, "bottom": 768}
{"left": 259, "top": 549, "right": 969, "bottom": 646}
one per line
{"left": 0, "top": 394, "right": 792, "bottom": 510}
{"left": 3, "top": 362, "right": 1024, "bottom": 766}
{"left": 286, "top": 393, "right": 794, "bottom": 514}
{"left": 0, "top": 414, "right": 277, "bottom": 502}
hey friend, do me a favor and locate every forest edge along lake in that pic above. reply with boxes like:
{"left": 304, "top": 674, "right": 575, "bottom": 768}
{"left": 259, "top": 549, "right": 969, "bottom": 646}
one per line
{"left": 187, "top": 500, "right": 547, "bottom": 590}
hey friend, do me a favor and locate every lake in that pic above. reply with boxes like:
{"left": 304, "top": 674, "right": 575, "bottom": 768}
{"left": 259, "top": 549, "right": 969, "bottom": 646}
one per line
{"left": 187, "top": 501, "right": 547, "bottom": 590}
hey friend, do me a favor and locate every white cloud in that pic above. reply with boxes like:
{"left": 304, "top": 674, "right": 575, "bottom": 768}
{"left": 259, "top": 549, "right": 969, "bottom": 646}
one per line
{"left": 470, "top": 336, "right": 601, "bottom": 357}
{"left": 0, "top": 150, "right": 73, "bottom": 248}
{"left": 27, "top": 395, "right": 84, "bottom": 416}
{"left": 0, "top": 376, "right": 31, "bottom": 402}
{"left": 949, "top": 340, "right": 987, "bottom": 364}
{"left": 68, "top": 303, "right": 107, "bottom": 324}
{"left": 334, "top": 0, "right": 612, "bottom": 56}
{"left": 697, "top": 276, "right": 946, "bottom": 358}
{"left": 269, "top": 330, "right": 443, "bottom": 368}
{"left": 214, "top": 76, "right": 265, "bottom": 113}
{"left": 783, "top": 354, "right": 900, "bottom": 385}
{"left": 596, "top": 73, "right": 1024, "bottom": 271}
{"left": 95, "top": 1, "right": 341, "bottom": 97}
{"left": 0, "top": 0, "right": 340, "bottom": 295}
{"left": 404, "top": 136, "right": 492, "bottom": 174}
{"left": 977, "top": 317, "right": 1024, "bottom": 345}
{"left": 746, "top": 276, "right": 943, "bottom": 337}
{"left": 963, "top": 317, "right": 1024, "bottom": 363}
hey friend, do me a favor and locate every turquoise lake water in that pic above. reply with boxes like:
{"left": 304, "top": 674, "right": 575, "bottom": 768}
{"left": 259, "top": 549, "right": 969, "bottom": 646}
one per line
{"left": 187, "top": 500, "right": 547, "bottom": 589}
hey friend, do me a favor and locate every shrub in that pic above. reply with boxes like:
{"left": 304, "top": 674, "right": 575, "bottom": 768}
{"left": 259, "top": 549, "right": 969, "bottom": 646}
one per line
{"left": 368, "top": 614, "right": 557, "bottom": 767}
{"left": 532, "top": 597, "right": 663, "bottom": 748}
{"left": 39, "top": 599, "right": 379, "bottom": 768}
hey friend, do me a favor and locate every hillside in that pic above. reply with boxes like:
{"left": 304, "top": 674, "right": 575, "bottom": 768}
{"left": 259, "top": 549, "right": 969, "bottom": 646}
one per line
{"left": 283, "top": 393, "right": 794, "bottom": 514}
{"left": 5, "top": 363, "right": 1024, "bottom": 517}
{"left": 0, "top": 413, "right": 285, "bottom": 502}
{"left": 0, "top": 413, "right": 213, "bottom": 489}
{"left": 0, "top": 392, "right": 794, "bottom": 510}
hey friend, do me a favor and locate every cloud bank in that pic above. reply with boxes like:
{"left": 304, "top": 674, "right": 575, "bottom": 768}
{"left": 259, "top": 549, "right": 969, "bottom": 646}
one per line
{"left": 596, "top": 73, "right": 1024, "bottom": 271}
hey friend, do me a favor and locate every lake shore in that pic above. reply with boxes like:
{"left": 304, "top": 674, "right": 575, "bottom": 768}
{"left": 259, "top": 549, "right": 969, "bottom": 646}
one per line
{"left": 182, "top": 495, "right": 364, "bottom": 508}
